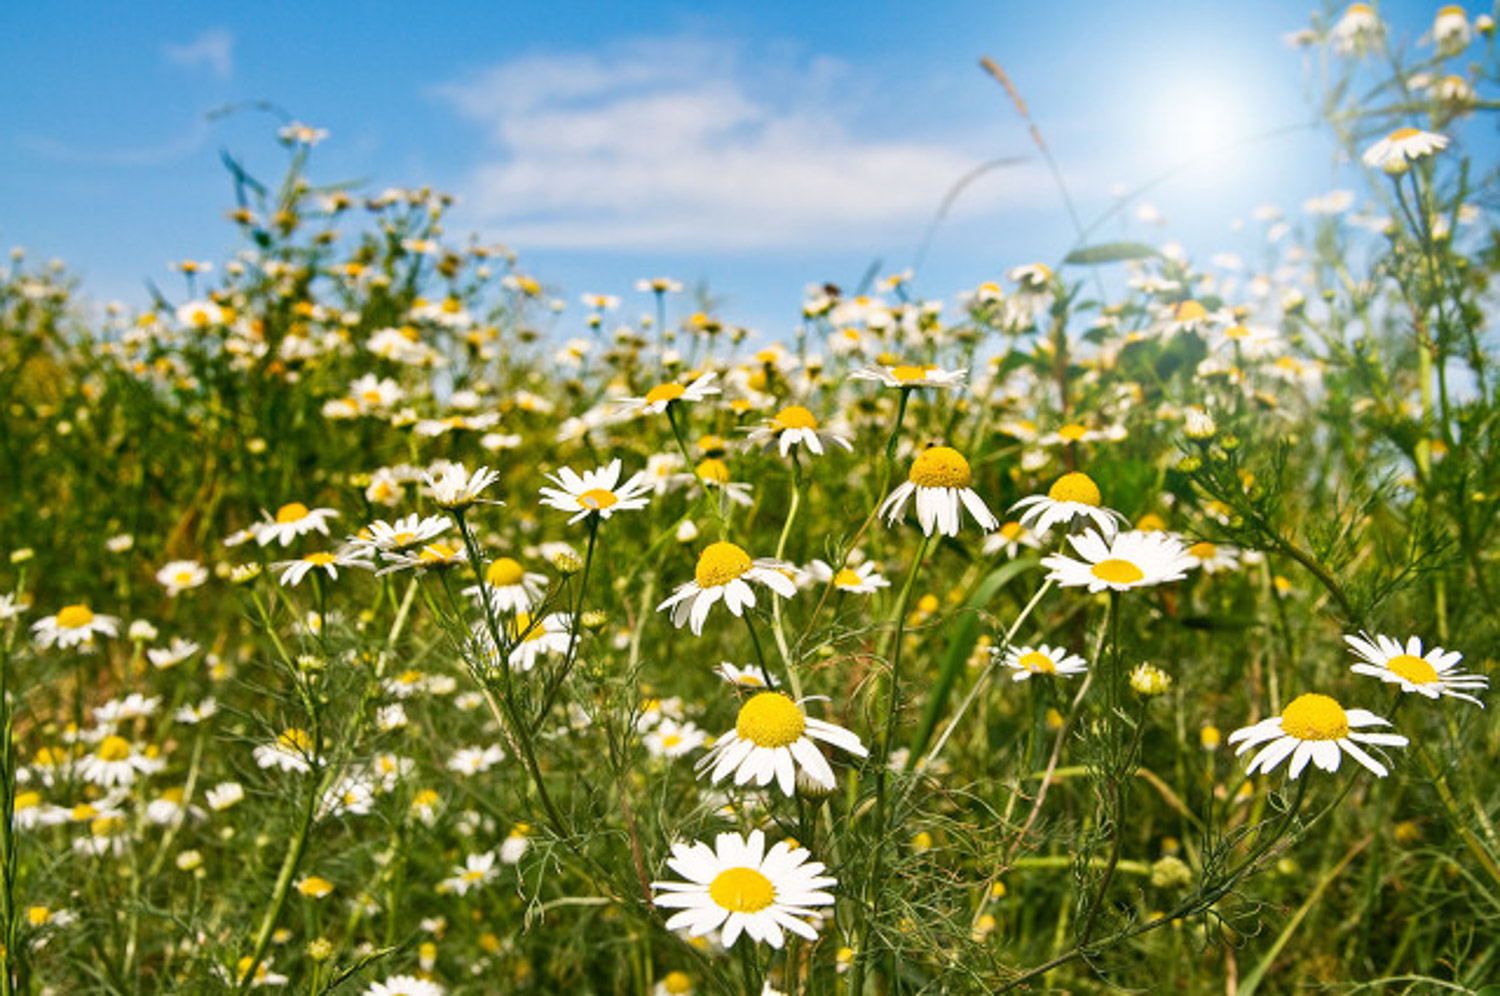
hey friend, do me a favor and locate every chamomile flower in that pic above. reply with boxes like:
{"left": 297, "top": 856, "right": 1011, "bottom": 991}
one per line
{"left": 441, "top": 851, "right": 498, "bottom": 895}
{"left": 248, "top": 503, "right": 336, "bottom": 547}
{"left": 147, "top": 638, "right": 200, "bottom": 670}
{"left": 155, "top": 560, "right": 208, "bottom": 597}
{"left": 507, "top": 612, "right": 575, "bottom": 672}
{"left": 1011, "top": 472, "right": 1127, "bottom": 539}
{"left": 620, "top": 373, "right": 720, "bottom": 416}
{"left": 253, "top": 728, "right": 321, "bottom": 774}
{"left": 33, "top": 604, "right": 119, "bottom": 651}
{"left": 657, "top": 543, "right": 797, "bottom": 636}
{"left": 205, "top": 782, "right": 245, "bottom": 811}
{"left": 425, "top": 463, "right": 502, "bottom": 511}
{"left": 539, "top": 459, "right": 652, "bottom": 524}
{"left": 347, "top": 514, "right": 450, "bottom": 554}
{"left": 1228, "top": 693, "right": 1408, "bottom": 778}
{"left": 364, "top": 976, "right": 445, "bottom": 996}
{"left": 1042, "top": 529, "right": 1195, "bottom": 593}
{"left": 999, "top": 644, "right": 1089, "bottom": 681}
{"left": 1183, "top": 540, "right": 1241, "bottom": 575}
{"left": 698, "top": 692, "right": 866, "bottom": 795}
{"left": 716, "top": 662, "right": 774, "bottom": 689}
{"left": 1345, "top": 632, "right": 1488, "bottom": 705}
{"left": 982, "top": 520, "right": 1042, "bottom": 559}
{"left": 447, "top": 745, "right": 505, "bottom": 776}
{"left": 1431, "top": 4, "right": 1472, "bottom": 53}
{"left": 743, "top": 406, "right": 852, "bottom": 458}
{"left": 375, "top": 541, "right": 468, "bottom": 575}
{"left": 1361, "top": 127, "right": 1449, "bottom": 173}
{"left": 273, "top": 548, "right": 372, "bottom": 587}
{"left": 462, "top": 556, "right": 548, "bottom": 614}
{"left": 75, "top": 735, "right": 160, "bottom": 788}
{"left": 803, "top": 559, "right": 890, "bottom": 594}
{"left": 652, "top": 829, "right": 836, "bottom": 948}
{"left": 850, "top": 362, "right": 966, "bottom": 390}
{"left": 879, "top": 446, "right": 998, "bottom": 537}
{"left": 644, "top": 718, "right": 708, "bottom": 759}
{"left": 1331, "top": 2, "right": 1383, "bottom": 54}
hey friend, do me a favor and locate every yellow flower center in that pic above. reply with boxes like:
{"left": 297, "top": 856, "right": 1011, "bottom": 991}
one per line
{"left": 1224, "top": 324, "right": 1251, "bottom": 340}
{"left": 577, "top": 488, "right": 618, "bottom": 511}
{"left": 298, "top": 876, "right": 333, "bottom": 897}
{"left": 772, "top": 405, "right": 819, "bottom": 431}
{"left": 695, "top": 458, "right": 730, "bottom": 484}
{"left": 160, "top": 787, "right": 184, "bottom": 803}
{"left": 1386, "top": 654, "right": 1439, "bottom": 685}
{"left": 304, "top": 552, "right": 337, "bottom": 566}
{"left": 1174, "top": 300, "right": 1208, "bottom": 322}
{"left": 833, "top": 568, "right": 863, "bottom": 588}
{"left": 909, "top": 446, "right": 972, "bottom": 489}
{"left": 890, "top": 364, "right": 930, "bottom": 383}
{"left": 512, "top": 612, "right": 548, "bottom": 642}
{"left": 276, "top": 502, "right": 310, "bottom": 523}
{"left": 91, "top": 815, "right": 125, "bottom": 838}
{"left": 1018, "top": 651, "right": 1056, "bottom": 674}
{"left": 999, "top": 521, "right": 1023, "bottom": 540}
{"left": 662, "top": 971, "right": 694, "bottom": 995}
{"left": 1188, "top": 541, "right": 1217, "bottom": 560}
{"left": 661, "top": 733, "right": 682, "bottom": 749}
{"left": 97, "top": 735, "right": 131, "bottom": 761}
{"left": 695, "top": 542, "right": 753, "bottom": 588}
{"left": 1091, "top": 559, "right": 1144, "bottom": 585}
{"left": 735, "top": 692, "right": 806, "bottom": 748}
{"left": 1057, "top": 424, "right": 1089, "bottom": 442}
{"left": 1047, "top": 472, "right": 1101, "bottom": 506}
{"left": 1388, "top": 127, "right": 1420, "bottom": 142}
{"left": 708, "top": 866, "right": 776, "bottom": 913}
{"left": 1280, "top": 693, "right": 1350, "bottom": 740}
{"left": 71, "top": 803, "right": 98, "bottom": 822}
{"left": 361, "top": 390, "right": 384, "bottom": 404}
{"left": 412, "top": 788, "right": 440, "bottom": 808}
{"left": 418, "top": 543, "right": 461, "bottom": 564}
{"left": 26, "top": 906, "right": 50, "bottom": 927}
{"left": 1136, "top": 513, "right": 1167, "bottom": 532}
{"left": 14, "top": 791, "right": 40, "bottom": 811}
{"left": 278, "top": 728, "right": 311, "bottom": 753}
{"left": 56, "top": 604, "right": 95, "bottom": 629}
{"left": 486, "top": 557, "right": 525, "bottom": 587}
{"left": 645, "top": 383, "right": 686, "bottom": 406}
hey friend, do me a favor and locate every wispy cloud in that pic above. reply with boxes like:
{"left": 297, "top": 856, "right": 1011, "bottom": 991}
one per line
{"left": 163, "top": 29, "right": 234, "bottom": 81}
{"left": 17, "top": 119, "right": 212, "bottom": 167}
{"left": 432, "top": 37, "right": 1043, "bottom": 252}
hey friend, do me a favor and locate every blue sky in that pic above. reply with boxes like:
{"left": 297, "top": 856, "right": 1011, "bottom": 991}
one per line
{"left": 0, "top": 2, "right": 1479, "bottom": 336}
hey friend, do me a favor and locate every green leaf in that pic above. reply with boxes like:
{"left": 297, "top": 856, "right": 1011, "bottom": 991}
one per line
{"left": 1064, "top": 242, "right": 1160, "bottom": 266}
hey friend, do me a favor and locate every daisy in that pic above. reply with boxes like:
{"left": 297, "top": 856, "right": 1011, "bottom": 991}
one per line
{"left": 462, "top": 556, "right": 548, "bottom": 614}
{"left": 657, "top": 542, "right": 797, "bottom": 636}
{"left": 364, "top": 976, "right": 445, "bottom": 996}
{"left": 743, "top": 406, "right": 852, "bottom": 458}
{"left": 1345, "top": 632, "right": 1488, "bottom": 706}
{"left": 879, "top": 446, "right": 998, "bottom": 537}
{"left": 252, "top": 503, "right": 339, "bottom": 547}
{"left": 75, "top": 735, "right": 160, "bottom": 788}
{"left": 205, "top": 781, "right": 245, "bottom": 811}
{"left": 425, "top": 463, "right": 503, "bottom": 511}
{"left": 698, "top": 692, "right": 866, "bottom": 795}
{"left": 375, "top": 540, "right": 469, "bottom": 575}
{"left": 441, "top": 851, "right": 498, "bottom": 896}
{"left": 850, "top": 362, "right": 966, "bottom": 390}
{"left": 1008, "top": 262, "right": 1053, "bottom": 290}
{"left": 1183, "top": 540, "right": 1241, "bottom": 575}
{"left": 447, "top": 745, "right": 505, "bottom": 776}
{"left": 539, "top": 459, "right": 652, "bottom": 524}
{"left": 981, "top": 520, "right": 1042, "bottom": 559}
{"left": 716, "top": 662, "right": 774, "bottom": 689}
{"left": 147, "top": 637, "right": 200, "bottom": 670}
{"left": 155, "top": 560, "right": 208, "bottom": 597}
{"left": 32, "top": 604, "right": 119, "bottom": 651}
{"left": 507, "top": 612, "right": 575, "bottom": 672}
{"left": 273, "top": 548, "right": 372, "bottom": 587}
{"left": 644, "top": 718, "right": 708, "bottom": 759}
{"left": 1011, "top": 471, "right": 1127, "bottom": 539}
{"left": 1361, "top": 127, "right": 1449, "bottom": 173}
{"left": 93, "top": 692, "right": 161, "bottom": 726}
{"left": 1331, "top": 2, "right": 1382, "bottom": 54}
{"left": 619, "top": 372, "right": 720, "bottom": 416}
{"left": 1431, "top": 4, "right": 1471, "bottom": 53}
{"left": 413, "top": 412, "right": 502, "bottom": 437}
{"left": 999, "top": 644, "right": 1089, "bottom": 681}
{"left": 803, "top": 559, "right": 890, "bottom": 594}
{"left": 1042, "top": 529, "right": 1195, "bottom": 593}
{"left": 500, "top": 823, "right": 532, "bottom": 864}
{"left": 253, "top": 728, "right": 321, "bottom": 774}
{"left": 145, "top": 787, "right": 204, "bottom": 826}
{"left": 678, "top": 459, "right": 754, "bottom": 507}
{"left": 347, "top": 514, "right": 450, "bottom": 554}
{"left": 1228, "top": 693, "right": 1408, "bottom": 778}
{"left": 652, "top": 829, "right": 836, "bottom": 948}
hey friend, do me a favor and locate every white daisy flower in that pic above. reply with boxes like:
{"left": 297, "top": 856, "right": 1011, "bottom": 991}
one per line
{"left": 506, "top": 612, "right": 575, "bottom": 672}
{"left": 374, "top": 540, "right": 469, "bottom": 575}
{"left": 981, "top": 520, "right": 1042, "bottom": 559}
{"left": 440, "top": 851, "right": 498, "bottom": 895}
{"left": 1007, "top": 262, "right": 1053, "bottom": 290}
{"left": 93, "top": 692, "right": 161, "bottom": 726}
{"left": 147, "top": 637, "right": 200, "bottom": 670}
{"left": 1183, "top": 540, "right": 1241, "bottom": 575}
{"left": 273, "top": 548, "right": 372, "bottom": 587}
{"left": 500, "top": 824, "right": 532, "bottom": 864}
{"left": 347, "top": 373, "right": 404, "bottom": 412}
{"left": 1331, "top": 2, "right": 1382, "bottom": 54}
{"left": 346, "top": 513, "right": 450, "bottom": 554}
{"left": 715, "top": 662, "right": 774, "bottom": 689}
{"left": 1431, "top": 4, "right": 1472, "bottom": 53}
{"left": 1010, "top": 472, "right": 1127, "bottom": 539}
{"left": 253, "top": 728, "right": 320, "bottom": 774}
{"left": 698, "top": 692, "right": 866, "bottom": 796}
{"left": 174, "top": 698, "right": 218, "bottom": 725}
{"left": 144, "top": 788, "right": 205, "bottom": 826}
{"left": 75, "top": 735, "right": 160, "bottom": 788}
{"left": 425, "top": 463, "right": 503, "bottom": 511}
{"left": 462, "top": 556, "right": 548, "bottom": 614}
{"left": 644, "top": 718, "right": 708, "bottom": 759}
{"left": 850, "top": 362, "right": 966, "bottom": 390}
{"left": 652, "top": 829, "right": 836, "bottom": 948}
{"left": 1345, "top": 632, "right": 1487, "bottom": 706}
{"left": 413, "top": 411, "right": 501, "bottom": 437}
{"left": 879, "top": 446, "right": 998, "bottom": 537}
{"left": 999, "top": 644, "right": 1089, "bottom": 681}
{"left": 155, "top": 560, "right": 208, "bottom": 597}
{"left": 657, "top": 543, "right": 797, "bottom": 636}
{"left": 1042, "top": 529, "right": 1195, "bottom": 593}
{"left": 318, "top": 773, "right": 376, "bottom": 819}
{"left": 447, "top": 745, "right": 506, "bottom": 776}
{"left": 539, "top": 459, "right": 652, "bottom": 524}
{"left": 1361, "top": 127, "right": 1449, "bottom": 173}
{"left": 363, "top": 975, "right": 445, "bottom": 996}
{"left": 1228, "top": 693, "right": 1408, "bottom": 778}
{"left": 32, "top": 604, "right": 119, "bottom": 651}
{"left": 619, "top": 372, "right": 720, "bottom": 416}
{"left": 251, "top": 503, "right": 339, "bottom": 547}
{"left": 205, "top": 781, "right": 245, "bottom": 811}
{"left": 743, "top": 405, "right": 852, "bottom": 458}
{"left": 803, "top": 559, "right": 890, "bottom": 594}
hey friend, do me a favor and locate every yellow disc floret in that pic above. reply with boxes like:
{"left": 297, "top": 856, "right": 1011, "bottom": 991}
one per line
{"left": 1047, "top": 472, "right": 1101, "bottom": 506}
{"left": 645, "top": 383, "right": 686, "bottom": 406}
{"left": 1386, "top": 654, "right": 1439, "bottom": 685}
{"left": 276, "top": 502, "right": 310, "bottom": 523}
{"left": 1388, "top": 126, "right": 1420, "bottom": 142}
{"left": 1174, "top": 300, "right": 1208, "bottom": 322}
{"left": 833, "top": 568, "right": 863, "bottom": 588}
{"left": 1018, "top": 651, "right": 1056, "bottom": 674}
{"left": 772, "top": 405, "right": 819, "bottom": 431}
{"left": 304, "top": 552, "right": 337, "bottom": 566}
{"left": 695, "top": 542, "right": 753, "bottom": 588}
{"left": 909, "top": 446, "right": 972, "bottom": 489}
{"left": 1280, "top": 693, "right": 1350, "bottom": 741}
{"left": 735, "top": 692, "right": 806, "bottom": 748}
{"left": 56, "top": 604, "right": 95, "bottom": 630}
{"left": 890, "top": 364, "right": 930, "bottom": 383}
{"left": 1188, "top": 541, "right": 1217, "bottom": 560}
{"left": 708, "top": 866, "right": 776, "bottom": 913}
{"left": 1091, "top": 559, "right": 1145, "bottom": 585}
{"left": 578, "top": 488, "right": 618, "bottom": 510}
{"left": 96, "top": 735, "right": 131, "bottom": 762}
{"left": 486, "top": 557, "right": 526, "bottom": 587}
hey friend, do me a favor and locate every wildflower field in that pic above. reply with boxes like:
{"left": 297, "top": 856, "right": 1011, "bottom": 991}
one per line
{"left": 4, "top": 5, "right": 1500, "bottom": 994}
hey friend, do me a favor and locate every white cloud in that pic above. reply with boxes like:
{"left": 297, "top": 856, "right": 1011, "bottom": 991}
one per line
{"left": 163, "top": 29, "right": 234, "bottom": 81}
{"left": 432, "top": 37, "right": 1042, "bottom": 252}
